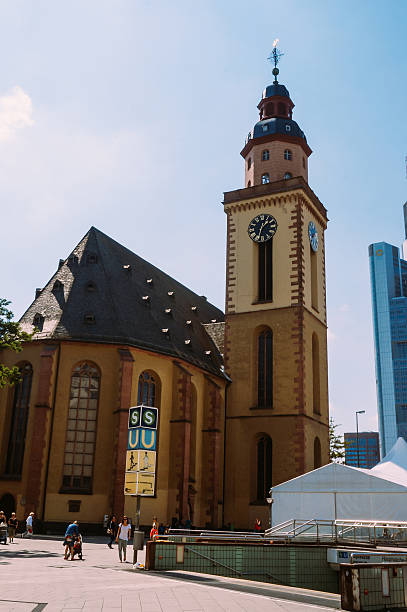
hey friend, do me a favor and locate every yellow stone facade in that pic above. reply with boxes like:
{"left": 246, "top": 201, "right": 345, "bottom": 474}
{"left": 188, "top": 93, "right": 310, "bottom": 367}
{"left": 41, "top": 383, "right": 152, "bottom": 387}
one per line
{"left": 223, "top": 179, "right": 329, "bottom": 528}
{"left": 0, "top": 341, "right": 225, "bottom": 529}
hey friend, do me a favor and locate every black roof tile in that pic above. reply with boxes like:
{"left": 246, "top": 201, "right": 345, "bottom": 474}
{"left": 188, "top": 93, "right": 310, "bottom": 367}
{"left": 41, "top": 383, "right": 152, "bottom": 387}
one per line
{"left": 20, "top": 227, "right": 225, "bottom": 377}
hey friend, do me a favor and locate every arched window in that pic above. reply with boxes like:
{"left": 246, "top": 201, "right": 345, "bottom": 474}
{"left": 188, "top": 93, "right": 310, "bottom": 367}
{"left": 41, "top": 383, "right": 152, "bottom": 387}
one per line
{"left": 247, "top": 158, "right": 251, "bottom": 170}
{"left": 262, "top": 150, "right": 270, "bottom": 161}
{"left": 284, "top": 172, "right": 292, "bottom": 180}
{"left": 247, "top": 180, "right": 251, "bottom": 188}
{"left": 189, "top": 384, "right": 197, "bottom": 482}
{"left": 62, "top": 362, "right": 100, "bottom": 491}
{"left": 312, "top": 334, "right": 320, "bottom": 414}
{"left": 266, "top": 103, "right": 274, "bottom": 116}
{"left": 284, "top": 149, "right": 292, "bottom": 161}
{"left": 5, "top": 363, "right": 33, "bottom": 476}
{"left": 258, "top": 239, "right": 273, "bottom": 302}
{"left": 256, "top": 435, "right": 272, "bottom": 501}
{"left": 314, "top": 436, "right": 322, "bottom": 469}
{"left": 311, "top": 245, "right": 318, "bottom": 310}
{"left": 261, "top": 173, "right": 270, "bottom": 185}
{"left": 277, "top": 102, "right": 286, "bottom": 115}
{"left": 137, "top": 371, "right": 157, "bottom": 407}
{"left": 258, "top": 330, "right": 273, "bottom": 408}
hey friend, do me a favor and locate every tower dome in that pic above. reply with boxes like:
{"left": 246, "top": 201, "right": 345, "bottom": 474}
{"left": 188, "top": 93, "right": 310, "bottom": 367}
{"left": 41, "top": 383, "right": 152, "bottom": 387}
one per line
{"left": 241, "top": 48, "right": 311, "bottom": 188}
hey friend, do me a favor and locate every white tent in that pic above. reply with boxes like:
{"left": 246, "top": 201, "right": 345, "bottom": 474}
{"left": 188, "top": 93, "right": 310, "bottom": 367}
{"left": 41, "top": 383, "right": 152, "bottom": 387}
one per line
{"left": 271, "top": 437, "right": 407, "bottom": 526}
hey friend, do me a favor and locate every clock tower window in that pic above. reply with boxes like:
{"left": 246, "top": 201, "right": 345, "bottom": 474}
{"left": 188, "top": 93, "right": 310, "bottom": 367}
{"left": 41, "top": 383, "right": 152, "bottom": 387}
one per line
{"left": 258, "top": 240, "right": 273, "bottom": 302}
{"left": 257, "top": 329, "right": 273, "bottom": 408}
{"left": 262, "top": 149, "right": 270, "bottom": 161}
{"left": 312, "top": 333, "right": 321, "bottom": 414}
{"left": 284, "top": 149, "right": 292, "bottom": 161}
{"left": 311, "top": 248, "right": 318, "bottom": 310}
{"left": 256, "top": 434, "right": 272, "bottom": 501}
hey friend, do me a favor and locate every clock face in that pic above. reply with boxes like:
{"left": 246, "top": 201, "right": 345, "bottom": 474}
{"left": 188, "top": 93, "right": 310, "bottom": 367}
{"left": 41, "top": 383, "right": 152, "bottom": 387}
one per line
{"left": 248, "top": 214, "right": 278, "bottom": 243}
{"left": 308, "top": 221, "right": 318, "bottom": 252}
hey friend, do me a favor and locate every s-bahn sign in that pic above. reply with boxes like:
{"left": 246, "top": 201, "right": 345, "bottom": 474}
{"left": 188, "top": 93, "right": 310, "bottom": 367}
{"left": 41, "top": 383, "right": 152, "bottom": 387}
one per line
{"left": 124, "top": 405, "right": 158, "bottom": 497}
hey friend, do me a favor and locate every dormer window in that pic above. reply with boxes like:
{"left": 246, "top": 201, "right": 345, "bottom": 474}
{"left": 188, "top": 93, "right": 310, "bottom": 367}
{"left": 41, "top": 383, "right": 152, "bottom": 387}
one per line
{"left": 284, "top": 149, "right": 292, "bottom": 161}
{"left": 262, "top": 150, "right": 270, "bottom": 161}
{"left": 33, "top": 313, "right": 44, "bottom": 332}
{"left": 87, "top": 253, "right": 98, "bottom": 264}
{"left": 284, "top": 172, "right": 292, "bottom": 180}
{"left": 262, "top": 124, "right": 268, "bottom": 132}
{"left": 52, "top": 280, "right": 63, "bottom": 292}
{"left": 84, "top": 313, "right": 95, "bottom": 324}
{"left": 261, "top": 173, "right": 270, "bottom": 185}
{"left": 285, "top": 124, "right": 291, "bottom": 132}
{"left": 86, "top": 281, "right": 96, "bottom": 292}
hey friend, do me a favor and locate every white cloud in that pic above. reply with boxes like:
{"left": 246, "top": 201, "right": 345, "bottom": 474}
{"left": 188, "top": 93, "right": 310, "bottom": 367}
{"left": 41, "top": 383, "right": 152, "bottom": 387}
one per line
{"left": 0, "top": 86, "right": 33, "bottom": 141}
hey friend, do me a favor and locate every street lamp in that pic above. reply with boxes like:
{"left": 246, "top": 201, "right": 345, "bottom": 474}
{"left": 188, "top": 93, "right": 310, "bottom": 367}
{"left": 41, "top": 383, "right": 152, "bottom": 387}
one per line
{"left": 356, "top": 410, "right": 366, "bottom": 468}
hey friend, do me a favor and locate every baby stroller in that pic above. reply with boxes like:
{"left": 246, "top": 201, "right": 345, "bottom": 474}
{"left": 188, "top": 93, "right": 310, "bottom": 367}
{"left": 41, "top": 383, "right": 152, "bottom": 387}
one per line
{"left": 72, "top": 534, "right": 83, "bottom": 560}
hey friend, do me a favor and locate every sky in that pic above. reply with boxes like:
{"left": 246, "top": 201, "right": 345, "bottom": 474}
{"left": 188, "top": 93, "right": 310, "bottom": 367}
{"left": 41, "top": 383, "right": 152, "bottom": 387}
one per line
{"left": 1, "top": 0, "right": 407, "bottom": 437}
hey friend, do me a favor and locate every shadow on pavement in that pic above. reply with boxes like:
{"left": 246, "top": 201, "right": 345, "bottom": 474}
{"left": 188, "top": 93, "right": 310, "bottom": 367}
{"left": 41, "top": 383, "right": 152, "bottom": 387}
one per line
{"left": 0, "top": 549, "right": 60, "bottom": 559}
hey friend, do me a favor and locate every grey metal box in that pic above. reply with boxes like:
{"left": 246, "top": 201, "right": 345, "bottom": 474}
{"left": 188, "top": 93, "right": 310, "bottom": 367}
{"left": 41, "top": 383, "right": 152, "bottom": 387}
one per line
{"left": 133, "top": 530, "right": 145, "bottom": 550}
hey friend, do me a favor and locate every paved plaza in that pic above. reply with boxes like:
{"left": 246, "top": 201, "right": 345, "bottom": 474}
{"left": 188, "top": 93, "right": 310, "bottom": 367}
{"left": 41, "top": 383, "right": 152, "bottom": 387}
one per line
{"left": 0, "top": 537, "right": 341, "bottom": 611}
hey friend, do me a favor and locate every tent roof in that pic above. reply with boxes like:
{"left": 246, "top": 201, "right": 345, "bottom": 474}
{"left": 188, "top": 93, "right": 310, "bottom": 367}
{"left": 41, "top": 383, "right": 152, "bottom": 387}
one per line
{"left": 370, "top": 437, "right": 407, "bottom": 485}
{"left": 272, "top": 438, "right": 407, "bottom": 493}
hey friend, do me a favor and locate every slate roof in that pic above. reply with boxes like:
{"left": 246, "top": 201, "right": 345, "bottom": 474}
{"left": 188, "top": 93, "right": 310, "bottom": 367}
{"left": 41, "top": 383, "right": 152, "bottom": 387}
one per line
{"left": 252, "top": 118, "right": 307, "bottom": 142}
{"left": 262, "top": 83, "right": 290, "bottom": 99}
{"left": 20, "top": 227, "right": 225, "bottom": 377}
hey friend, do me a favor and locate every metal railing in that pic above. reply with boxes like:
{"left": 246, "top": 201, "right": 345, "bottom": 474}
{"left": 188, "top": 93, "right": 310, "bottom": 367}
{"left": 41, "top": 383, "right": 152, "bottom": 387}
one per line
{"left": 265, "top": 519, "right": 407, "bottom": 545}
{"left": 157, "top": 528, "right": 265, "bottom": 543}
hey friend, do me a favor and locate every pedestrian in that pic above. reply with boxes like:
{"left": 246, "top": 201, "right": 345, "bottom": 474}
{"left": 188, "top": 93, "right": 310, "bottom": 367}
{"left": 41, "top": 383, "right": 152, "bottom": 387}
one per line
{"left": 115, "top": 516, "right": 131, "bottom": 563}
{"left": 8, "top": 513, "right": 18, "bottom": 543}
{"left": 0, "top": 511, "right": 7, "bottom": 545}
{"left": 22, "top": 512, "right": 34, "bottom": 538}
{"left": 107, "top": 514, "right": 117, "bottom": 549}
{"left": 150, "top": 522, "right": 158, "bottom": 540}
{"left": 254, "top": 518, "right": 262, "bottom": 533}
{"left": 64, "top": 520, "right": 79, "bottom": 560}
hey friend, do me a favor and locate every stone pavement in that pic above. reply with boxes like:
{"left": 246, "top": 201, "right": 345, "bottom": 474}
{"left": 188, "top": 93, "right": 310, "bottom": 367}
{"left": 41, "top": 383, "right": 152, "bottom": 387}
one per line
{"left": 0, "top": 536, "right": 341, "bottom": 611}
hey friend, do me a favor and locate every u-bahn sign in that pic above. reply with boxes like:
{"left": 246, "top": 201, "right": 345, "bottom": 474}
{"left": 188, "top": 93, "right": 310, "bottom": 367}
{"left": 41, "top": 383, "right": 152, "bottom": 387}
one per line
{"left": 124, "top": 405, "right": 158, "bottom": 497}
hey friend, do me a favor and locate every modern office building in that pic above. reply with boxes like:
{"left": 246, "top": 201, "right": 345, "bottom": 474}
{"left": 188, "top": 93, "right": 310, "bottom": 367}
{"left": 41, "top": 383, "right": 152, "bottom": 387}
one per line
{"left": 344, "top": 431, "right": 380, "bottom": 468}
{"left": 369, "top": 203, "right": 407, "bottom": 457}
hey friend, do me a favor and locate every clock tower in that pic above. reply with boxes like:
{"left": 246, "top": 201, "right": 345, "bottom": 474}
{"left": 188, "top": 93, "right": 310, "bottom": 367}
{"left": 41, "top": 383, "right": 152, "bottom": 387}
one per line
{"left": 223, "top": 48, "right": 329, "bottom": 528}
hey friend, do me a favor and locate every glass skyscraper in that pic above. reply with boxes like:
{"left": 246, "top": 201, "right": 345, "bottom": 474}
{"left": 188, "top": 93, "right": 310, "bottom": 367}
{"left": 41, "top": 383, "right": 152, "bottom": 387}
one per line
{"left": 369, "top": 206, "right": 407, "bottom": 456}
{"left": 344, "top": 432, "right": 380, "bottom": 468}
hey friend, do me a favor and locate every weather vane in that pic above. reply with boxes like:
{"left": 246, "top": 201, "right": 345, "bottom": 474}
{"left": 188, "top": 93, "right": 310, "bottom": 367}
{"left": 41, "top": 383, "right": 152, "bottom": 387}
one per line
{"left": 267, "top": 39, "right": 284, "bottom": 84}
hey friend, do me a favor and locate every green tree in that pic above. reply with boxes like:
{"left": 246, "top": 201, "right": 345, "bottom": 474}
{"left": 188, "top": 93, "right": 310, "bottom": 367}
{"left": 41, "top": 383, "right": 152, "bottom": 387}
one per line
{"left": 329, "top": 418, "right": 347, "bottom": 463}
{"left": 0, "top": 299, "right": 33, "bottom": 388}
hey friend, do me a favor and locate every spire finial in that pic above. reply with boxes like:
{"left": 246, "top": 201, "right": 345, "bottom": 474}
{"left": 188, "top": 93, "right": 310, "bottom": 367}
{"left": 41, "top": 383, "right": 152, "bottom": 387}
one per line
{"left": 267, "top": 39, "right": 284, "bottom": 84}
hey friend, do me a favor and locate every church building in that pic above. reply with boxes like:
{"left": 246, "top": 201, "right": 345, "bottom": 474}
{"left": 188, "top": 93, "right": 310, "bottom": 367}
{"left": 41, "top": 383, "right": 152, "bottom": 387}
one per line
{"left": 0, "top": 56, "right": 329, "bottom": 530}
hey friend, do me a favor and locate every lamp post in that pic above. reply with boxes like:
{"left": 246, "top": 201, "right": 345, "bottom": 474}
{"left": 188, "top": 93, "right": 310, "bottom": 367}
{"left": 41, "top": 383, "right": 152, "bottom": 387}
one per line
{"left": 356, "top": 410, "right": 366, "bottom": 467}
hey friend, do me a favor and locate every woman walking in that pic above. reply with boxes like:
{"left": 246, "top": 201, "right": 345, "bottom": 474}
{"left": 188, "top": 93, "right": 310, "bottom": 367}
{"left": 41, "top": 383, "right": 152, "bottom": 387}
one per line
{"left": 8, "top": 513, "right": 18, "bottom": 543}
{"left": 107, "top": 514, "right": 117, "bottom": 549}
{"left": 115, "top": 516, "right": 131, "bottom": 563}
